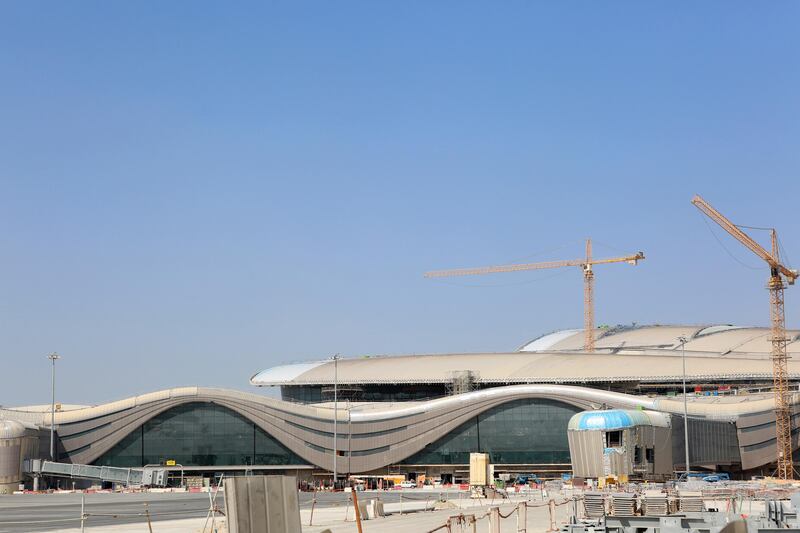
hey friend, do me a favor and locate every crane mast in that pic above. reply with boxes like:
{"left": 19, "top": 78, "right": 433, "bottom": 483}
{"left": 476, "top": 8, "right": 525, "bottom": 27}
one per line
{"left": 584, "top": 239, "right": 595, "bottom": 351}
{"left": 425, "top": 239, "right": 644, "bottom": 352}
{"left": 692, "top": 195, "right": 798, "bottom": 479}
{"left": 769, "top": 229, "right": 793, "bottom": 480}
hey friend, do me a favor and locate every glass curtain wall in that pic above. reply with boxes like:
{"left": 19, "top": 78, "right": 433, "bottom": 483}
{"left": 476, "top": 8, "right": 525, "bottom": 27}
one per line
{"left": 94, "top": 402, "right": 305, "bottom": 467}
{"left": 402, "top": 398, "right": 581, "bottom": 465}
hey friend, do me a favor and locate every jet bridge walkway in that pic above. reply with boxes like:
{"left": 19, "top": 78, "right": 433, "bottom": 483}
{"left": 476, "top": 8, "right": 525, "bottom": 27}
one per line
{"left": 24, "top": 459, "right": 168, "bottom": 487}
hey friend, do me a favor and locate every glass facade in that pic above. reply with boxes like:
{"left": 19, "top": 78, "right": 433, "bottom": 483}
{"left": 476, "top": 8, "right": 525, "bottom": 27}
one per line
{"left": 281, "top": 386, "right": 324, "bottom": 403}
{"left": 94, "top": 402, "right": 305, "bottom": 468}
{"left": 401, "top": 399, "right": 580, "bottom": 465}
{"left": 281, "top": 384, "right": 450, "bottom": 403}
{"left": 280, "top": 380, "right": 785, "bottom": 404}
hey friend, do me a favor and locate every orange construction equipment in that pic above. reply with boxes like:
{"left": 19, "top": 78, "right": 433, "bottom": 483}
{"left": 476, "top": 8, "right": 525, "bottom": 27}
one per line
{"left": 425, "top": 239, "right": 644, "bottom": 351}
{"left": 692, "top": 194, "right": 798, "bottom": 479}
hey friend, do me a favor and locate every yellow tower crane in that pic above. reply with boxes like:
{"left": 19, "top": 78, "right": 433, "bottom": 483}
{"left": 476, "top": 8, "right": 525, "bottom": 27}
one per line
{"left": 424, "top": 239, "right": 645, "bottom": 352}
{"left": 692, "top": 195, "right": 798, "bottom": 479}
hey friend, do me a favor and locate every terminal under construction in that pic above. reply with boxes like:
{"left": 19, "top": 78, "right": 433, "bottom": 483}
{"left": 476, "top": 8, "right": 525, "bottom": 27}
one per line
{"left": 3, "top": 324, "right": 800, "bottom": 493}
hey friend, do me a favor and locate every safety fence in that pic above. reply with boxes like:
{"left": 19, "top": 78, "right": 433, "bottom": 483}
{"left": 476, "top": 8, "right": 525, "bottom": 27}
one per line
{"left": 304, "top": 488, "right": 560, "bottom": 526}
{"left": 305, "top": 490, "right": 441, "bottom": 525}
{"left": 425, "top": 497, "right": 577, "bottom": 533}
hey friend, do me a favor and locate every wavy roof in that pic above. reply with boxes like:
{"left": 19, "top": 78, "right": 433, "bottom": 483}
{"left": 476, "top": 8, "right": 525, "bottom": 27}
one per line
{"left": 1, "top": 384, "right": 788, "bottom": 472}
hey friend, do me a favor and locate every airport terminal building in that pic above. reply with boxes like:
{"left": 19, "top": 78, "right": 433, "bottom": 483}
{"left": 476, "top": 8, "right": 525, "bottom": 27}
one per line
{"left": 2, "top": 324, "right": 800, "bottom": 491}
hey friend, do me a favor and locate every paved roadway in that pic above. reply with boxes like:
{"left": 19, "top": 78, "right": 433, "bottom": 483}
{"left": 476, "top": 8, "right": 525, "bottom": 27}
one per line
{"left": 0, "top": 488, "right": 464, "bottom": 532}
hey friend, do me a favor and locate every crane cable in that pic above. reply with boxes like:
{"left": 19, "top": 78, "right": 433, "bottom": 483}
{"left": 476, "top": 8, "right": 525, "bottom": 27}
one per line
{"left": 733, "top": 223, "right": 795, "bottom": 271}
{"left": 698, "top": 212, "right": 761, "bottom": 271}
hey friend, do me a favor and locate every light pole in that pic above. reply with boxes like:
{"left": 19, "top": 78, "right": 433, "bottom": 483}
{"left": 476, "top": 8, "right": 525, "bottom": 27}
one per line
{"left": 332, "top": 354, "right": 339, "bottom": 487}
{"left": 48, "top": 352, "right": 61, "bottom": 461}
{"left": 347, "top": 399, "right": 352, "bottom": 476}
{"left": 677, "top": 337, "right": 690, "bottom": 474}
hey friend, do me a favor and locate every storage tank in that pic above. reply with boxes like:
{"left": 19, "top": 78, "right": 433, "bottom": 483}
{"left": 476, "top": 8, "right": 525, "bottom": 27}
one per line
{"left": 0, "top": 420, "right": 39, "bottom": 494}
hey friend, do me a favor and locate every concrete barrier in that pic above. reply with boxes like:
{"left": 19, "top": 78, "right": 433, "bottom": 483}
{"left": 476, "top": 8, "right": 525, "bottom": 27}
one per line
{"left": 224, "top": 475, "right": 301, "bottom": 533}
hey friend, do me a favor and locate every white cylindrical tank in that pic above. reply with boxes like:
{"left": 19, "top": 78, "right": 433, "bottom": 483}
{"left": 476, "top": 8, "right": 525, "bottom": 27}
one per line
{"left": 0, "top": 420, "right": 29, "bottom": 494}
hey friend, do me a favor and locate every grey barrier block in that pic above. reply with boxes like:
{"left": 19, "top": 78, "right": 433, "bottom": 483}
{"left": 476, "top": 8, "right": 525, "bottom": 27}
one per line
{"left": 224, "top": 475, "right": 301, "bottom": 533}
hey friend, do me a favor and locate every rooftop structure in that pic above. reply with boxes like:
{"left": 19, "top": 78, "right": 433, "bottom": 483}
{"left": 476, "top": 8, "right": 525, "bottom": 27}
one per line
{"left": 251, "top": 325, "right": 800, "bottom": 404}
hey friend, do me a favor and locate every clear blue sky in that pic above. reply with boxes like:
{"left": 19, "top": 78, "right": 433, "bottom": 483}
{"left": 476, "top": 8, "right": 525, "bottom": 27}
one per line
{"left": 1, "top": 2, "right": 798, "bottom": 406}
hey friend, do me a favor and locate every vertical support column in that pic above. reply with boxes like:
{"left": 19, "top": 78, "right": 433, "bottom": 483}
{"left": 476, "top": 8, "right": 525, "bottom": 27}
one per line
{"left": 517, "top": 502, "right": 527, "bottom": 532}
{"left": 333, "top": 354, "right": 338, "bottom": 486}
{"left": 80, "top": 493, "right": 85, "bottom": 533}
{"left": 48, "top": 352, "right": 60, "bottom": 461}
{"left": 489, "top": 507, "right": 501, "bottom": 533}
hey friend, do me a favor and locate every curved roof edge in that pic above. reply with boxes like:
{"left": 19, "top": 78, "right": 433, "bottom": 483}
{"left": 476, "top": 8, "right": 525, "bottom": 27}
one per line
{"left": 251, "top": 361, "right": 328, "bottom": 386}
{"left": 518, "top": 329, "right": 582, "bottom": 352}
{"left": 695, "top": 325, "right": 746, "bottom": 337}
{"left": 2, "top": 384, "right": 788, "bottom": 429}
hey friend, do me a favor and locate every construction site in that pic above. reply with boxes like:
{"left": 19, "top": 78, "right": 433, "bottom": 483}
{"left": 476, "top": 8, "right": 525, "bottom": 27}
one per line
{"left": 7, "top": 0, "right": 800, "bottom": 528}
{"left": 0, "top": 194, "right": 799, "bottom": 533}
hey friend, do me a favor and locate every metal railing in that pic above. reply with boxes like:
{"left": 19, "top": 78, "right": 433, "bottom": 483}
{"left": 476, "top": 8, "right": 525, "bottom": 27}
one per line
{"left": 0, "top": 492, "right": 224, "bottom": 533}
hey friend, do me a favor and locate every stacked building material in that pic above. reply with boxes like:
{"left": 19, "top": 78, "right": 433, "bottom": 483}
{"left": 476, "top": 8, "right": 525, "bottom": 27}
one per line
{"left": 642, "top": 490, "right": 669, "bottom": 516}
{"left": 679, "top": 491, "right": 704, "bottom": 513}
{"left": 583, "top": 492, "right": 607, "bottom": 518}
{"left": 611, "top": 493, "right": 637, "bottom": 516}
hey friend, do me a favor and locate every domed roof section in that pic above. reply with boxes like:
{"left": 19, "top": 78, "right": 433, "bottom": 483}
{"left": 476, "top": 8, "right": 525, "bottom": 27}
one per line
{"left": 251, "top": 361, "right": 329, "bottom": 386}
{"left": 519, "top": 324, "right": 800, "bottom": 356}
{"left": 568, "top": 409, "right": 670, "bottom": 431}
{"left": 0, "top": 420, "right": 26, "bottom": 439}
{"left": 517, "top": 329, "right": 582, "bottom": 352}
